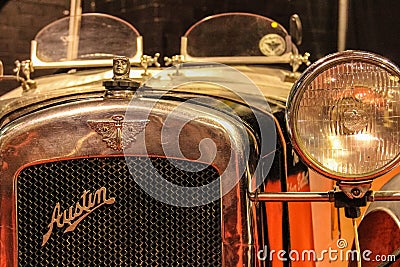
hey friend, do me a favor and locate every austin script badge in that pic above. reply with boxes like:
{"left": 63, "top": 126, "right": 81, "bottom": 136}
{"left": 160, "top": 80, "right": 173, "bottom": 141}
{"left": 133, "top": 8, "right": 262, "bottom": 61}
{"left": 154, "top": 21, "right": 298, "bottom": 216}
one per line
{"left": 42, "top": 187, "right": 116, "bottom": 246}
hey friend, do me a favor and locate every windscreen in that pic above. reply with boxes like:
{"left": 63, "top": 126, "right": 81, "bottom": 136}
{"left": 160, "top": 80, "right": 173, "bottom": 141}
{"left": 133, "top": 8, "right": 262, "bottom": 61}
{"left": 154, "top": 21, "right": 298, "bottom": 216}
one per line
{"left": 34, "top": 13, "right": 140, "bottom": 62}
{"left": 184, "top": 12, "right": 290, "bottom": 57}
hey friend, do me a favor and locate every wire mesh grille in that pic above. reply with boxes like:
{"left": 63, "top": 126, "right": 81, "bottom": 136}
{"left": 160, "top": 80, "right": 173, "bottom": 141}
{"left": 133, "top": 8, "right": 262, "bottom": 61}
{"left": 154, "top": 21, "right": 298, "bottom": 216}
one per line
{"left": 17, "top": 157, "right": 222, "bottom": 266}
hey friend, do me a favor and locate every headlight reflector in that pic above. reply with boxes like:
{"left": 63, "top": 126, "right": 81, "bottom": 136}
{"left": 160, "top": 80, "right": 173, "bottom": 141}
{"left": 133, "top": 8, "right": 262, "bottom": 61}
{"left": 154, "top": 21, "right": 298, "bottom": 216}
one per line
{"left": 287, "top": 51, "right": 400, "bottom": 180}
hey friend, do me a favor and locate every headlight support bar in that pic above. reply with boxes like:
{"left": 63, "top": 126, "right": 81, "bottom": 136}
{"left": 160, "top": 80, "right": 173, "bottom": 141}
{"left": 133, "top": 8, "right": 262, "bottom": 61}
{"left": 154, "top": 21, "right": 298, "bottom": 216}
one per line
{"left": 249, "top": 190, "right": 400, "bottom": 218}
{"left": 249, "top": 190, "right": 400, "bottom": 202}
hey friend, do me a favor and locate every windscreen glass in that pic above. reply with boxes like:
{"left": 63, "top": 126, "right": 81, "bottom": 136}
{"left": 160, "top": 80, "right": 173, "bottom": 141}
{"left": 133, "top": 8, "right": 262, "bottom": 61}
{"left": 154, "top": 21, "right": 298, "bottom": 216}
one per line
{"left": 184, "top": 13, "right": 290, "bottom": 57}
{"left": 35, "top": 13, "right": 140, "bottom": 62}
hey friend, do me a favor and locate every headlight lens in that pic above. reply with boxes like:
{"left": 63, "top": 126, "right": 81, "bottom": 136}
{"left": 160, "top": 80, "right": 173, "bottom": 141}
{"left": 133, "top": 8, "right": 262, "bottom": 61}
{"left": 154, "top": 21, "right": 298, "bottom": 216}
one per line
{"left": 287, "top": 51, "right": 400, "bottom": 181}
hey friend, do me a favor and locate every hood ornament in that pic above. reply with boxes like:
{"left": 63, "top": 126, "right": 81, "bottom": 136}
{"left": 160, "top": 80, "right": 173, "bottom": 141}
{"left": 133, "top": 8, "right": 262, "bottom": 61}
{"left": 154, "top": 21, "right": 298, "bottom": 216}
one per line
{"left": 103, "top": 56, "right": 140, "bottom": 98}
{"left": 88, "top": 115, "right": 148, "bottom": 151}
{"left": 112, "top": 56, "right": 131, "bottom": 80}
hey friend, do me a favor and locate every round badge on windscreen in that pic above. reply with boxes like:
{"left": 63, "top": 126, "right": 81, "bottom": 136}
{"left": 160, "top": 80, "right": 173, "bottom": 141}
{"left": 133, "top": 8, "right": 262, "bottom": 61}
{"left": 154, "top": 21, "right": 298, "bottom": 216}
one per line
{"left": 259, "top": 34, "right": 286, "bottom": 56}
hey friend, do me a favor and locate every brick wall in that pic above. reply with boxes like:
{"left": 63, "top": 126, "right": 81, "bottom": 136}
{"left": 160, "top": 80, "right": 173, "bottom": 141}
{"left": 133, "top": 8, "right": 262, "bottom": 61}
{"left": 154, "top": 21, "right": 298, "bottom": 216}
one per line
{"left": 89, "top": 0, "right": 339, "bottom": 61}
{"left": 0, "top": 0, "right": 341, "bottom": 94}
{"left": 0, "top": 0, "right": 67, "bottom": 93}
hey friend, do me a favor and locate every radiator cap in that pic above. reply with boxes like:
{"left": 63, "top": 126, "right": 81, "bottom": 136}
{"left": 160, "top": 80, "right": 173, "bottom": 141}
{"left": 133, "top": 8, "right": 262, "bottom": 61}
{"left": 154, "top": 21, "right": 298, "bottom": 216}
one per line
{"left": 103, "top": 80, "right": 140, "bottom": 90}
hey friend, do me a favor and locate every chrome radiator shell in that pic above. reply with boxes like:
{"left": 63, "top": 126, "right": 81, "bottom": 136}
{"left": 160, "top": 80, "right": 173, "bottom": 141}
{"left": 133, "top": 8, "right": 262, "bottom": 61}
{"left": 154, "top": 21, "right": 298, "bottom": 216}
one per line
{"left": 0, "top": 96, "right": 267, "bottom": 266}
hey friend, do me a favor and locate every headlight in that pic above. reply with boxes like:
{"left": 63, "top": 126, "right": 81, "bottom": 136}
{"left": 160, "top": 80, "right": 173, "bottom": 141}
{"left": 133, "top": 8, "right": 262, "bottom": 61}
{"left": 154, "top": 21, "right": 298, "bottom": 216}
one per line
{"left": 287, "top": 50, "right": 400, "bottom": 181}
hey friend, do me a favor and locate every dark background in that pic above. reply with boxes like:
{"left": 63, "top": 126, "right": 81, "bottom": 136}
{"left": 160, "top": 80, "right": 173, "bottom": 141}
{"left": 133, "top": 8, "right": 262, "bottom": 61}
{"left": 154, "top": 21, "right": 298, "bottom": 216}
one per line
{"left": 0, "top": 0, "right": 399, "bottom": 94}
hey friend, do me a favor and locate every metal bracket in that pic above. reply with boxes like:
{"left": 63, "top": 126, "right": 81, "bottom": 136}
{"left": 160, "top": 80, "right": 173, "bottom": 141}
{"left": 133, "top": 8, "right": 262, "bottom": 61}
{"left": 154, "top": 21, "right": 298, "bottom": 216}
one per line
{"left": 13, "top": 59, "right": 37, "bottom": 91}
{"left": 290, "top": 52, "right": 311, "bottom": 73}
{"left": 140, "top": 53, "right": 161, "bottom": 78}
{"left": 164, "top": 54, "right": 185, "bottom": 75}
{"left": 338, "top": 180, "right": 372, "bottom": 199}
{"left": 164, "top": 55, "right": 185, "bottom": 67}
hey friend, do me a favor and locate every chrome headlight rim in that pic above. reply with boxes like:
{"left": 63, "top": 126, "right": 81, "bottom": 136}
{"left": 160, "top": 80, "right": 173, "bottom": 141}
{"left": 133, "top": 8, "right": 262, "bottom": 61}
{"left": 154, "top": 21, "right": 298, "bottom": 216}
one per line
{"left": 286, "top": 50, "right": 400, "bottom": 181}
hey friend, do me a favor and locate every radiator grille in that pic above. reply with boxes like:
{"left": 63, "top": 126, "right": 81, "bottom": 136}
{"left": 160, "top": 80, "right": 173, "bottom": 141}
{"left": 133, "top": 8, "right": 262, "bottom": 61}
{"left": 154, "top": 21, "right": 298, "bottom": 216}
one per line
{"left": 17, "top": 157, "right": 222, "bottom": 266}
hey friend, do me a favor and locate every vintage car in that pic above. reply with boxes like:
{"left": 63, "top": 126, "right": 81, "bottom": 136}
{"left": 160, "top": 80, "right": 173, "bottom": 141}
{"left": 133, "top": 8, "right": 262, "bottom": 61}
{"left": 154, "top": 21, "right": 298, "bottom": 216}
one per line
{"left": 0, "top": 12, "right": 399, "bottom": 267}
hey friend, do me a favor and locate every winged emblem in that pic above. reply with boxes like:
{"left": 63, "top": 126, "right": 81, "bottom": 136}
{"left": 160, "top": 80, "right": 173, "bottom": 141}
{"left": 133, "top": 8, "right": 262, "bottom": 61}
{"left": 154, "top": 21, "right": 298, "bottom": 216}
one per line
{"left": 87, "top": 115, "right": 149, "bottom": 151}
